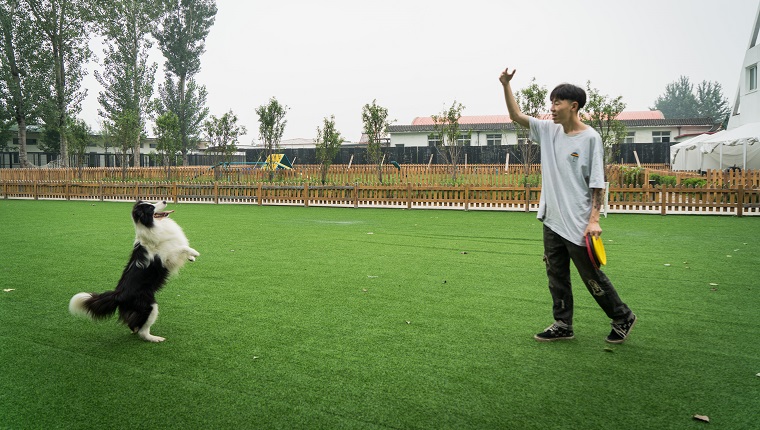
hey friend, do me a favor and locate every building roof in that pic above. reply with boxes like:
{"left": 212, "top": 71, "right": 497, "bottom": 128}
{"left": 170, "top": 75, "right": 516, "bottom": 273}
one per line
{"left": 389, "top": 111, "right": 715, "bottom": 133}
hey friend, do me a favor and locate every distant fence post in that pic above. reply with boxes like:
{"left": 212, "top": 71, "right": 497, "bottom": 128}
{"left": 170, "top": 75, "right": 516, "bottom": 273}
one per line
{"left": 304, "top": 183, "right": 309, "bottom": 207}
{"left": 464, "top": 185, "right": 470, "bottom": 211}
{"left": 407, "top": 183, "right": 412, "bottom": 209}
{"left": 214, "top": 182, "right": 219, "bottom": 204}
{"left": 354, "top": 184, "right": 359, "bottom": 208}
{"left": 257, "top": 183, "right": 263, "bottom": 206}
{"left": 737, "top": 184, "right": 744, "bottom": 217}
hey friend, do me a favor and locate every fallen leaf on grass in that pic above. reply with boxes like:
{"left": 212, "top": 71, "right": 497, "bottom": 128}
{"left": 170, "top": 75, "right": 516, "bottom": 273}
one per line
{"left": 405, "top": 321, "right": 411, "bottom": 325}
{"left": 367, "top": 232, "right": 374, "bottom": 235}
{"left": 692, "top": 414, "right": 710, "bottom": 423}
{"left": 603, "top": 347, "right": 614, "bottom": 353}
{"left": 664, "top": 264, "right": 671, "bottom": 267}
{"left": 726, "top": 255, "right": 732, "bottom": 258}
{"left": 460, "top": 251, "right": 468, "bottom": 255}
{"left": 3, "top": 289, "right": 15, "bottom": 292}
{"left": 709, "top": 283, "right": 718, "bottom": 286}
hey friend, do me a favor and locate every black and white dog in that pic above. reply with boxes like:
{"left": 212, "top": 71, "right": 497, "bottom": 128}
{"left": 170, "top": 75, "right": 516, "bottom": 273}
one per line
{"left": 69, "top": 200, "right": 199, "bottom": 342}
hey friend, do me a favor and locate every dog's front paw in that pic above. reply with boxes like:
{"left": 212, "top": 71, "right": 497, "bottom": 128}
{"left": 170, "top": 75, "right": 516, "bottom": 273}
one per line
{"left": 187, "top": 248, "right": 200, "bottom": 261}
{"left": 140, "top": 334, "right": 166, "bottom": 343}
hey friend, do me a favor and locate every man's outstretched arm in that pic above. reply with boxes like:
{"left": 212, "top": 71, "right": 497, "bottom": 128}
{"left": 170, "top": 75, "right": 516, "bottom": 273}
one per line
{"left": 499, "top": 68, "right": 530, "bottom": 129}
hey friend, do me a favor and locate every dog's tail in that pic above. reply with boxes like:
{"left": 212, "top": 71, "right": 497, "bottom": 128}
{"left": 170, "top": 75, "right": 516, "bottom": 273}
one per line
{"left": 69, "top": 291, "right": 119, "bottom": 320}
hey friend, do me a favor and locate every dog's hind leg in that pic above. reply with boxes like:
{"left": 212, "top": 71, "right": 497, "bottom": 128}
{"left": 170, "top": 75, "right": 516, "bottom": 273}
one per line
{"left": 137, "top": 303, "right": 165, "bottom": 343}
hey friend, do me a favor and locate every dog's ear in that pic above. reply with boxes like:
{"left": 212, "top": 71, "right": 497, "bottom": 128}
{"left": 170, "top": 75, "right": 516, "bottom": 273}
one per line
{"left": 132, "top": 202, "right": 154, "bottom": 226}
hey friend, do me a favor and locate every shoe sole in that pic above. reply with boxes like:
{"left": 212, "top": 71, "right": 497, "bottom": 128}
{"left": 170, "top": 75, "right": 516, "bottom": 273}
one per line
{"left": 534, "top": 335, "right": 575, "bottom": 342}
{"left": 605, "top": 315, "right": 638, "bottom": 344}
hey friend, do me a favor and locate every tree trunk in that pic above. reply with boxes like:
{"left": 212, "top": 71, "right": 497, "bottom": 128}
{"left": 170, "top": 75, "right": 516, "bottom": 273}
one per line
{"left": 16, "top": 118, "right": 30, "bottom": 168}
{"left": 1, "top": 13, "right": 31, "bottom": 168}
{"left": 52, "top": 33, "right": 68, "bottom": 167}
{"left": 179, "top": 73, "right": 189, "bottom": 166}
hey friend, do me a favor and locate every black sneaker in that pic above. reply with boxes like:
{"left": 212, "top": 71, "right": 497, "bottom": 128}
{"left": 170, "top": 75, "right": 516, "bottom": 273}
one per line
{"left": 534, "top": 322, "right": 574, "bottom": 342}
{"left": 606, "top": 314, "right": 637, "bottom": 344}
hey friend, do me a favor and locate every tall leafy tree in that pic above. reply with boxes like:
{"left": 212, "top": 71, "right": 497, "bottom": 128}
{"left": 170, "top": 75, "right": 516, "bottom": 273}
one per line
{"left": 315, "top": 115, "right": 343, "bottom": 184}
{"left": 653, "top": 76, "right": 700, "bottom": 119}
{"left": 153, "top": 110, "right": 181, "bottom": 179}
{"left": 0, "top": 0, "right": 50, "bottom": 167}
{"left": 255, "top": 96, "right": 287, "bottom": 176}
{"left": 153, "top": 0, "right": 216, "bottom": 166}
{"left": 654, "top": 76, "right": 729, "bottom": 124}
{"left": 584, "top": 81, "right": 627, "bottom": 164}
{"left": 431, "top": 101, "right": 467, "bottom": 181}
{"left": 696, "top": 80, "right": 730, "bottom": 125}
{"left": 514, "top": 78, "right": 547, "bottom": 181}
{"left": 67, "top": 116, "right": 92, "bottom": 175}
{"left": 25, "top": 0, "right": 92, "bottom": 167}
{"left": 204, "top": 109, "right": 246, "bottom": 166}
{"left": 361, "top": 99, "right": 392, "bottom": 183}
{"left": 91, "top": 0, "right": 161, "bottom": 167}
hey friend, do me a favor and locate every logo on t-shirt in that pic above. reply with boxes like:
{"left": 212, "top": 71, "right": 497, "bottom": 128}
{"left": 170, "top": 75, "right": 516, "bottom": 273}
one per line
{"left": 570, "top": 152, "right": 579, "bottom": 162}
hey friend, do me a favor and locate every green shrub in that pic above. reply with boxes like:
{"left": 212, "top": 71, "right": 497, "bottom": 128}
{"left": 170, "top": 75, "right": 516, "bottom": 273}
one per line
{"left": 682, "top": 177, "right": 707, "bottom": 187}
{"left": 620, "top": 166, "right": 644, "bottom": 186}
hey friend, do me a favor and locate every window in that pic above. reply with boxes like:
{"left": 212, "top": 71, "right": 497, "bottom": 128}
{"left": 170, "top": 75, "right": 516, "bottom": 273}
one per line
{"left": 457, "top": 134, "right": 471, "bottom": 146}
{"left": 749, "top": 64, "right": 757, "bottom": 92}
{"left": 652, "top": 131, "right": 670, "bottom": 143}
{"left": 427, "top": 134, "right": 441, "bottom": 147}
{"left": 486, "top": 134, "right": 502, "bottom": 146}
{"left": 623, "top": 131, "right": 635, "bottom": 144}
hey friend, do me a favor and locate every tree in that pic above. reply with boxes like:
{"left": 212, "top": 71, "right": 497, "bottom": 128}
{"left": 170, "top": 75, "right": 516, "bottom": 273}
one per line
{"left": 653, "top": 76, "right": 700, "bottom": 119}
{"left": 204, "top": 109, "right": 247, "bottom": 167}
{"left": 67, "top": 117, "right": 92, "bottom": 175}
{"left": 0, "top": 0, "right": 50, "bottom": 167}
{"left": 91, "top": 0, "right": 161, "bottom": 167}
{"left": 361, "top": 99, "right": 393, "bottom": 183}
{"left": 153, "top": 0, "right": 216, "bottom": 166}
{"left": 153, "top": 110, "right": 181, "bottom": 179}
{"left": 255, "top": 97, "right": 288, "bottom": 176}
{"left": 431, "top": 101, "right": 467, "bottom": 181}
{"left": 584, "top": 81, "right": 627, "bottom": 164}
{"left": 315, "top": 115, "right": 343, "bottom": 184}
{"left": 514, "top": 78, "right": 548, "bottom": 181}
{"left": 155, "top": 75, "right": 208, "bottom": 164}
{"left": 696, "top": 80, "right": 730, "bottom": 125}
{"left": 105, "top": 109, "right": 140, "bottom": 179}
{"left": 25, "top": 0, "right": 92, "bottom": 167}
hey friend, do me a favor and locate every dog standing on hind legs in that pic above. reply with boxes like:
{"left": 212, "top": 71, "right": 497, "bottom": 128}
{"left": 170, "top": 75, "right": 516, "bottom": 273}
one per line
{"left": 69, "top": 200, "right": 199, "bottom": 342}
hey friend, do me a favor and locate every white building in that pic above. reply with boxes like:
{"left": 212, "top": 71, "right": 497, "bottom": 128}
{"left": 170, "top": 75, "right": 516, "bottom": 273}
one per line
{"left": 388, "top": 111, "right": 715, "bottom": 148}
{"left": 728, "top": 1, "right": 760, "bottom": 129}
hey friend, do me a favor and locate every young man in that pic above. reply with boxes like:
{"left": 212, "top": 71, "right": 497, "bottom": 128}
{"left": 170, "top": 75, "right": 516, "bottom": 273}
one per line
{"left": 499, "top": 68, "right": 636, "bottom": 343}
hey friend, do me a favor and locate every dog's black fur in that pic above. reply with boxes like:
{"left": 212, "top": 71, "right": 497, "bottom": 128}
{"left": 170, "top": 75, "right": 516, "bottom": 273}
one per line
{"left": 69, "top": 201, "right": 198, "bottom": 342}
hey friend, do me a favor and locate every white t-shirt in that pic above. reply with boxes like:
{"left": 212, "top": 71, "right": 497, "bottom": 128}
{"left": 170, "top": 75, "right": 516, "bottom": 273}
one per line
{"left": 529, "top": 117, "right": 605, "bottom": 246}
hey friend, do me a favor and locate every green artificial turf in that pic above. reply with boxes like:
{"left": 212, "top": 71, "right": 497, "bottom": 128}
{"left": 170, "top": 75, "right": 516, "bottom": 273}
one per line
{"left": 1, "top": 200, "right": 758, "bottom": 429}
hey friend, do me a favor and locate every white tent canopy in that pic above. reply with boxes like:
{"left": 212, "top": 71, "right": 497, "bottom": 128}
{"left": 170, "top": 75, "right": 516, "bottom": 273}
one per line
{"left": 671, "top": 122, "right": 760, "bottom": 171}
{"left": 670, "top": 133, "right": 718, "bottom": 171}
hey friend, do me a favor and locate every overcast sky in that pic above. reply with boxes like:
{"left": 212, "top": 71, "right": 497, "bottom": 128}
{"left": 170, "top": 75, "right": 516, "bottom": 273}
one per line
{"left": 79, "top": 0, "right": 760, "bottom": 142}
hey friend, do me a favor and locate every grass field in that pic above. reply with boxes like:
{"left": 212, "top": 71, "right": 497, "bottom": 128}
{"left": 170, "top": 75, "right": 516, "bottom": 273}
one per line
{"left": 1, "top": 200, "right": 758, "bottom": 429}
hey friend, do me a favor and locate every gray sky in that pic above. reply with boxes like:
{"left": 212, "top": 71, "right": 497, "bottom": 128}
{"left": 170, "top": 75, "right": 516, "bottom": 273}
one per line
{"left": 80, "top": 0, "right": 760, "bottom": 142}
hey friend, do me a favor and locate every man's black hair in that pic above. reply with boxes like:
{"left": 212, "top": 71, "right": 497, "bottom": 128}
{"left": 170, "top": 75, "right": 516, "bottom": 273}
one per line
{"left": 550, "top": 83, "right": 586, "bottom": 110}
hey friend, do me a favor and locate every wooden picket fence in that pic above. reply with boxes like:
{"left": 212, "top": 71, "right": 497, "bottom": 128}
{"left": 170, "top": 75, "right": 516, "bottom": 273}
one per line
{"left": 2, "top": 178, "right": 759, "bottom": 216}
